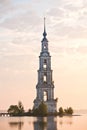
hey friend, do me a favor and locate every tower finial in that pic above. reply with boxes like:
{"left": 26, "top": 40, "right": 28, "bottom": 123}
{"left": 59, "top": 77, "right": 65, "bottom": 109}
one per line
{"left": 43, "top": 17, "right": 47, "bottom": 38}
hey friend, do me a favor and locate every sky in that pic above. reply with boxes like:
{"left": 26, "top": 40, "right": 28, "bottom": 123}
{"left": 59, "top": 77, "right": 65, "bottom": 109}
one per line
{"left": 0, "top": 0, "right": 87, "bottom": 110}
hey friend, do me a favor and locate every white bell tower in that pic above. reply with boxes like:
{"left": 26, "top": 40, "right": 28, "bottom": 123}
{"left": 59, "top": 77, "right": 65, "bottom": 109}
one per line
{"left": 33, "top": 18, "right": 58, "bottom": 113}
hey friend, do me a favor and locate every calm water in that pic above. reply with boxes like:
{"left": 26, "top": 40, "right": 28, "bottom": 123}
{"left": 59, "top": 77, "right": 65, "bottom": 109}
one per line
{"left": 0, "top": 114, "right": 87, "bottom": 130}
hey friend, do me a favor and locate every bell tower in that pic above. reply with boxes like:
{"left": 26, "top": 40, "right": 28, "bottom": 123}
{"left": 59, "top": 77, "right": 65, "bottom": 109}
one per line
{"left": 33, "top": 18, "right": 57, "bottom": 113}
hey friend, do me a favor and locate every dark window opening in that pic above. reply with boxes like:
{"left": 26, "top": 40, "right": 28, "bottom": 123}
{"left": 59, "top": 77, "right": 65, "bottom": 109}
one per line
{"left": 44, "top": 59, "right": 47, "bottom": 64}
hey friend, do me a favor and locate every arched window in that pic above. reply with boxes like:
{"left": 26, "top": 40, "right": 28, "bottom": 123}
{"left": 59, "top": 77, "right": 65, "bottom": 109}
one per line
{"left": 43, "top": 91, "right": 48, "bottom": 101}
{"left": 43, "top": 64, "right": 46, "bottom": 69}
{"left": 43, "top": 59, "right": 47, "bottom": 69}
{"left": 44, "top": 59, "right": 47, "bottom": 64}
{"left": 43, "top": 75, "right": 46, "bottom": 82}
{"left": 44, "top": 45, "right": 46, "bottom": 49}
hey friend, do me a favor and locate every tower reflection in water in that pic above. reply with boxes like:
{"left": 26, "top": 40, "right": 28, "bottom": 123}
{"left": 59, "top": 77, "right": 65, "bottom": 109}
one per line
{"left": 33, "top": 116, "right": 57, "bottom": 130}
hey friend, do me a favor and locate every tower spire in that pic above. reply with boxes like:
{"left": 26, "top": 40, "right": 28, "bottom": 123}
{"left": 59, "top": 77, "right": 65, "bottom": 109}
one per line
{"left": 43, "top": 17, "right": 47, "bottom": 38}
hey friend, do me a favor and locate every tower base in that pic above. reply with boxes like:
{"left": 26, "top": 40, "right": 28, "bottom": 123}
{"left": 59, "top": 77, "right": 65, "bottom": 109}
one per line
{"left": 33, "top": 99, "right": 58, "bottom": 113}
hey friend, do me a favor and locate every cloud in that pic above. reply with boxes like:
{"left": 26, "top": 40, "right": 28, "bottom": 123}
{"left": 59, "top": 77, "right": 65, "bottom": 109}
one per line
{"left": 1, "top": 11, "right": 40, "bottom": 31}
{"left": 0, "top": 0, "right": 87, "bottom": 58}
{"left": 0, "top": 0, "right": 41, "bottom": 31}
{"left": 0, "top": 0, "right": 13, "bottom": 17}
{"left": 46, "top": 0, "right": 87, "bottom": 41}
{"left": 0, "top": 0, "right": 11, "bottom": 5}
{"left": 1, "top": 0, "right": 86, "bottom": 46}
{"left": 0, "top": 2, "right": 41, "bottom": 30}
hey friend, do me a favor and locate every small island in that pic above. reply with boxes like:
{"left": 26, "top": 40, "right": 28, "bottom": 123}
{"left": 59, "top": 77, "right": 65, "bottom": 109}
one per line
{"left": 7, "top": 101, "right": 73, "bottom": 117}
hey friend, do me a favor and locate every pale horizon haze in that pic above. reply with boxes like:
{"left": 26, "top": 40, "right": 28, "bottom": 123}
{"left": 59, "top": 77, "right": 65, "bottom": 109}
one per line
{"left": 0, "top": 0, "right": 87, "bottom": 111}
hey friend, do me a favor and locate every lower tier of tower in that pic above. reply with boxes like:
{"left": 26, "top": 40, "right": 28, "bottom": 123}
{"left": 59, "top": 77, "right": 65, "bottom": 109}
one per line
{"left": 33, "top": 99, "right": 57, "bottom": 113}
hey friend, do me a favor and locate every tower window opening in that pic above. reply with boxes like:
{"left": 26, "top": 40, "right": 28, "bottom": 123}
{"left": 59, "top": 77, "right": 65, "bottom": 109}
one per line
{"left": 44, "top": 59, "right": 47, "bottom": 63}
{"left": 43, "top": 59, "right": 47, "bottom": 69}
{"left": 43, "top": 91, "right": 48, "bottom": 101}
{"left": 43, "top": 64, "right": 47, "bottom": 69}
{"left": 43, "top": 75, "right": 47, "bottom": 82}
{"left": 44, "top": 45, "right": 46, "bottom": 49}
